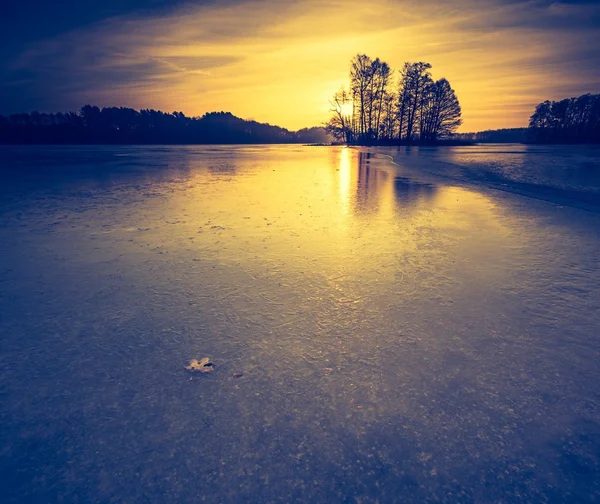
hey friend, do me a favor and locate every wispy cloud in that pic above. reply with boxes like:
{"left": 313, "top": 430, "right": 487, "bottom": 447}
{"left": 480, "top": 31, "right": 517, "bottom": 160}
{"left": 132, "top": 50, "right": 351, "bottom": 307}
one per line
{"left": 1, "top": 0, "right": 599, "bottom": 130}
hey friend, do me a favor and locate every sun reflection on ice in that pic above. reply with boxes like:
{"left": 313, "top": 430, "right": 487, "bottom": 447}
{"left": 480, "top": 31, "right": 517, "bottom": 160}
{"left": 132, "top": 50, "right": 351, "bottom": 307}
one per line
{"left": 338, "top": 147, "right": 352, "bottom": 214}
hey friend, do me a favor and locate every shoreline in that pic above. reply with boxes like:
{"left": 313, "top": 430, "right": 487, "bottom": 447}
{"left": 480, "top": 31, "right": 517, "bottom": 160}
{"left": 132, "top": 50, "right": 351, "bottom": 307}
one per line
{"left": 378, "top": 148, "right": 600, "bottom": 214}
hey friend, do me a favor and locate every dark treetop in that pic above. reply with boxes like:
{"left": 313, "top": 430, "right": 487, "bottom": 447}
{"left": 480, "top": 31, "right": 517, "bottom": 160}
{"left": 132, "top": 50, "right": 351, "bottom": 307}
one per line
{"left": 449, "top": 93, "right": 600, "bottom": 145}
{"left": 528, "top": 93, "right": 600, "bottom": 144}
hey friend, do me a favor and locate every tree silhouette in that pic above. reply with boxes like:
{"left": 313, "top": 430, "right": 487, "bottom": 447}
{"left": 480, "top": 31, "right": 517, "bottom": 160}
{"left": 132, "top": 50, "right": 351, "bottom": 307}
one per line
{"left": 401, "top": 62, "right": 433, "bottom": 142}
{"left": 329, "top": 55, "right": 462, "bottom": 145}
{"left": 0, "top": 106, "right": 330, "bottom": 145}
{"left": 419, "top": 78, "right": 462, "bottom": 141}
{"left": 326, "top": 88, "right": 353, "bottom": 143}
{"left": 528, "top": 93, "right": 600, "bottom": 144}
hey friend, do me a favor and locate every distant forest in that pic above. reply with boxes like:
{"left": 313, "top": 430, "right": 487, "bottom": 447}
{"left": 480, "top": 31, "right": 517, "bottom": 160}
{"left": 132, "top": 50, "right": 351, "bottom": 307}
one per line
{"left": 454, "top": 128, "right": 527, "bottom": 143}
{"left": 528, "top": 93, "right": 600, "bottom": 144}
{"left": 2, "top": 90, "right": 597, "bottom": 146}
{"left": 326, "top": 55, "right": 462, "bottom": 145}
{"left": 456, "top": 93, "right": 600, "bottom": 144}
{"left": 0, "top": 106, "right": 330, "bottom": 145}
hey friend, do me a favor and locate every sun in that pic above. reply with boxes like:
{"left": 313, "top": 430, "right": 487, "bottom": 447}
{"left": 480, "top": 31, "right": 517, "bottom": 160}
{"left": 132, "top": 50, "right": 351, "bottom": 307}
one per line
{"left": 340, "top": 102, "right": 354, "bottom": 117}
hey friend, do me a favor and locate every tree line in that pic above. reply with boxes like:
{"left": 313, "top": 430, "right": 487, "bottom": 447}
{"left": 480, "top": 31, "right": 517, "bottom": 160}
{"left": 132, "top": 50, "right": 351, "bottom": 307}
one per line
{"left": 0, "top": 106, "right": 329, "bottom": 145}
{"left": 456, "top": 93, "right": 600, "bottom": 145}
{"left": 454, "top": 128, "right": 527, "bottom": 143}
{"left": 528, "top": 93, "right": 600, "bottom": 144}
{"left": 327, "top": 55, "right": 462, "bottom": 145}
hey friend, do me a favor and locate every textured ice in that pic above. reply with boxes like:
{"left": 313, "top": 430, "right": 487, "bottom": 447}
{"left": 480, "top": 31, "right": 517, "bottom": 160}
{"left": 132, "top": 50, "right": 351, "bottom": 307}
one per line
{"left": 1, "top": 144, "right": 599, "bottom": 502}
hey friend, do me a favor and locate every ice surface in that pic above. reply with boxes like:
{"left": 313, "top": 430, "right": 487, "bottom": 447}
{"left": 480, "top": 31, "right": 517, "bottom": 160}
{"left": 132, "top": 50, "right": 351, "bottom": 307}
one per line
{"left": 1, "top": 144, "right": 599, "bottom": 502}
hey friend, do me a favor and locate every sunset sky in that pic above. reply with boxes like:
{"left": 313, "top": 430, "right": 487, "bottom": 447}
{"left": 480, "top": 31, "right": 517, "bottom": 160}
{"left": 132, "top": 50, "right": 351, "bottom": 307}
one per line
{"left": 1, "top": 0, "right": 599, "bottom": 131}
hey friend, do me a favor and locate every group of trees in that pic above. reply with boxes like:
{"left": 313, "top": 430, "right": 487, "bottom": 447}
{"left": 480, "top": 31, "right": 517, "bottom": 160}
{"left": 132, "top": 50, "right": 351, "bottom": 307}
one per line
{"left": 0, "top": 106, "right": 330, "bottom": 145}
{"left": 442, "top": 93, "right": 600, "bottom": 145}
{"left": 4, "top": 86, "right": 598, "bottom": 147}
{"left": 528, "top": 93, "right": 600, "bottom": 144}
{"left": 327, "top": 55, "right": 462, "bottom": 144}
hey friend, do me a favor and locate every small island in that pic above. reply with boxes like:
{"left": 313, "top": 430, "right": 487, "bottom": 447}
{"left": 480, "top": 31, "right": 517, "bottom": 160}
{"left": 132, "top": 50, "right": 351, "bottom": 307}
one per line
{"left": 325, "top": 55, "right": 463, "bottom": 145}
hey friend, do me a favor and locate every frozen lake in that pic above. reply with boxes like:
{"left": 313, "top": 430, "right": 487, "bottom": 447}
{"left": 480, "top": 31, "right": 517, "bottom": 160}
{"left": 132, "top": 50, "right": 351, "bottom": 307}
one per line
{"left": 1, "top": 144, "right": 600, "bottom": 502}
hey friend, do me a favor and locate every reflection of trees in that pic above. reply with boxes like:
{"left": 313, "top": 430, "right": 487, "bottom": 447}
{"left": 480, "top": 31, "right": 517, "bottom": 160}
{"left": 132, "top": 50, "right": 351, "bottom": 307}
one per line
{"left": 392, "top": 177, "right": 437, "bottom": 206}
{"left": 342, "top": 151, "right": 438, "bottom": 214}
{"left": 355, "top": 152, "right": 388, "bottom": 212}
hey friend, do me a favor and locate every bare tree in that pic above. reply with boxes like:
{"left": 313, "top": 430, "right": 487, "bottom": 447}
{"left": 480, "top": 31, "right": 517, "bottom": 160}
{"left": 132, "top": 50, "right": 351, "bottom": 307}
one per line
{"left": 326, "top": 88, "right": 353, "bottom": 142}
{"left": 380, "top": 91, "right": 396, "bottom": 141}
{"left": 399, "top": 62, "right": 432, "bottom": 142}
{"left": 372, "top": 60, "right": 391, "bottom": 141}
{"left": 350, "top": 54, "right": 374, "bottom": 142}
{"left": 396, "top": 77, "right": 410, "bottom": 142}
{"left": 420, "top": 78, "right": 462, "bottom": 141}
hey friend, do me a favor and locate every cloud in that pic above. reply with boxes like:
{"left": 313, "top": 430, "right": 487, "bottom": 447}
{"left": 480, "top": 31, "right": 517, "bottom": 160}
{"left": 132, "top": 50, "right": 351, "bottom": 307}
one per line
{"left": 1, "top": 0, "right": 599, "bottom": 130}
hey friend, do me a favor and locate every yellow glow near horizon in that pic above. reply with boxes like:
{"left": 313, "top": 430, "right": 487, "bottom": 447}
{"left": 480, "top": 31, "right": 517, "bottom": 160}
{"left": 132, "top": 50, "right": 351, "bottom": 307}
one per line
{"left": 15, "top": 0, "right": 600, "bottom": 132}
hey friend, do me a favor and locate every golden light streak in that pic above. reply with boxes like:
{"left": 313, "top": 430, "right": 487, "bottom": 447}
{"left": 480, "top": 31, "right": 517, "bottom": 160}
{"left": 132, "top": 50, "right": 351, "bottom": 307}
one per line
{"left": 338, "top": 147, "right": 352, "bottom": 214}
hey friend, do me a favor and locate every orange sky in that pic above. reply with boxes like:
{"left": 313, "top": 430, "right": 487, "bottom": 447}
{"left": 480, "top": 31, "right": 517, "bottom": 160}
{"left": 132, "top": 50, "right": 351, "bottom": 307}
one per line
{"left": 3, "top": 0, "right": 600, "bottom": 131}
